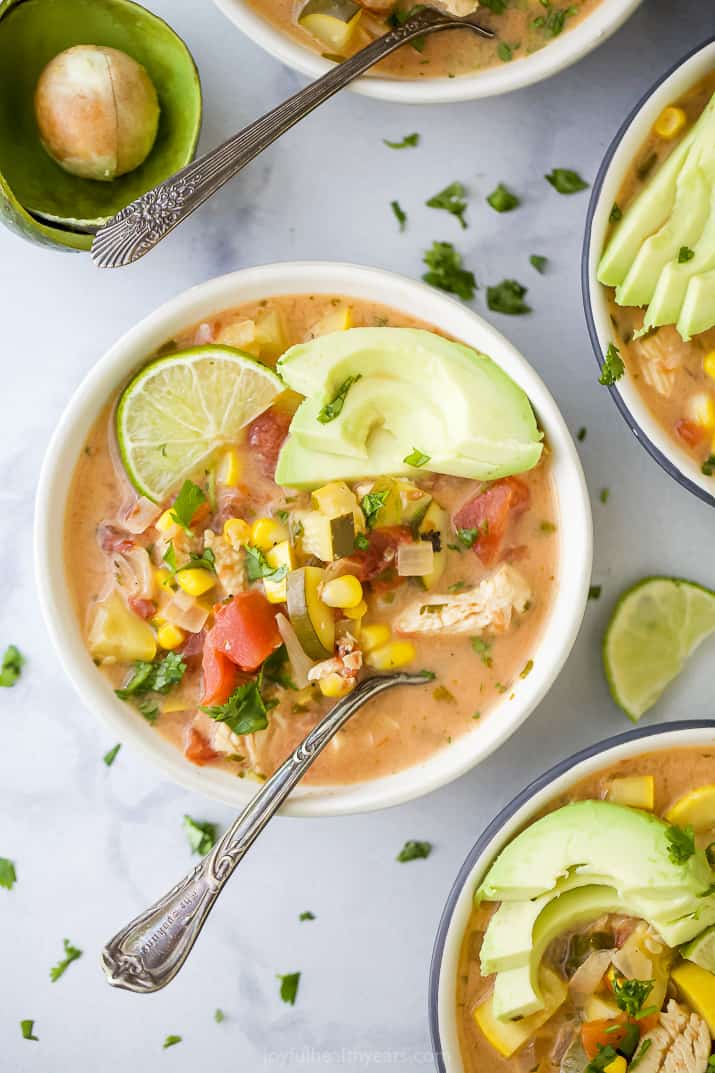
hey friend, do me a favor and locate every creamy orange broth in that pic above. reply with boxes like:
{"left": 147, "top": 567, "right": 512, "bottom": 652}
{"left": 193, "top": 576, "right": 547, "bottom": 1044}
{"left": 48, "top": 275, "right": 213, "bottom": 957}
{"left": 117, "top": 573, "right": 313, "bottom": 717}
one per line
{"left": 456, "top": 745, "right": 715, "bottom": 1073}
{"left": 65, "top": 293, "right": 557, "bottom": 786}
{"left": 245, "top": 0, "right": 603, "bottom": 81}
{"left": 605, "top": 71, "right": 715, "bottom": 474}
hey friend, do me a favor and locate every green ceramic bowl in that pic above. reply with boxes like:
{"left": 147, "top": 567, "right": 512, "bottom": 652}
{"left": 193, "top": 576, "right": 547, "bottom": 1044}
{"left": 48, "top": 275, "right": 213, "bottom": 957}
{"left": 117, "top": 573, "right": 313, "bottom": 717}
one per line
{"left": 0, "top": 0, "right": 202, "bottom": 252}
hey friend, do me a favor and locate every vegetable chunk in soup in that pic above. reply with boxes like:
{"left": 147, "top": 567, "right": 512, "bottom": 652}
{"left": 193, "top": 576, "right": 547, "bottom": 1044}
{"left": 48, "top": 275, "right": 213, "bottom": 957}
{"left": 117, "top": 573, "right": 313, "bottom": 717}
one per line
{"left": 246, "top": 0, "right": 604, "bottom": 82}
{"left": 65, "top": 293, "right": 556, "bottom": 786}
{"left": 457, "top": 746, "right": 715, "bottom": 1073}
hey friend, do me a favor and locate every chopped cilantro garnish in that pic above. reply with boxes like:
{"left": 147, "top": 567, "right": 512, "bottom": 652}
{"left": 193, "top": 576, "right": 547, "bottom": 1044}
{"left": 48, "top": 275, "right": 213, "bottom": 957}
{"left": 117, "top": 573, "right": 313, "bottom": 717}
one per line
{"left": 426, "top": 182, "right": 468, "bottom": 229}
{"left": 383, "top": 132, "right": 419, "bottom": 149}
{"left": 456, "top": 526, "right": 480, "bottom": 548}
{"left": 416, "top": 669, "right": 436, "bottom": 680}
{"left": 278, "top": 972, "right": 301, "bottom": 1005}
{"left": 403, "top": 447, "right": 430, "bottom": 467}
{"left": 533, "top": 3, "right": 576, "bottom": 38}
{"left": 433, "top": 685, "right": 456, "bottom": 703}
{"left": 262, "top": 645, "right": 297, "bottom": 691}
{"left": 50, "top": 938, "right": 82, "bottom": 982}
{"left": 354, "top": 531, "right": 370, "bottom": 551}
{"left": 20, "top": 1020, "right": 38, "bottom": 1041}
{"left": 397, "top": 840, "right": 432, "bottom": 862}
{"left": 497, "top": 41, "right": 517, "bottom": 62}
{"left": 530, "top": 254, "right": 548, "bottom": 274}
{"left": 702, "top": 455, "right": 715, "bottom": 477}
{"left": 637, "top": 152, "right": 658, "bottom": 181}
{"left": 665, "top": 823, "right": 695, "bottom": 864}
{"left": 0, "top": 857, "right": 17, "bottom": 890}
{"left": 487, "top": 182, "right": 520, "bottom": 212}
{"left": 103, "top": 743, "right": 121, "bottom": 767}
{"left": 0, "top": 644, "right": 24, "bottom": 687}
{"left": 391, "top": 200, "right": 407, "bottom": 232}
{"left": 588, "top": 585, "right": 602, "bottom": 600}
{"left": 177, "top": 547, "right": 216, "bottom": 574}
{"left": 447, "top": 580, "right": 468, "bottom": 593}
{"left": 471, "top": 637, "right": 493, "bottom": 667}
{"left": 422, "top": 241, "right": 476, "bottom": 300}
{"left": 299, "top": 911, "right": 316, "bottom": 921}
{"left": 201, "top": 679, "right": 270, "bottom": 736}
{"left": 487, "top": 279, "right": 531, "bottom": 315}
{"left": 170, "top": 480, "right": 206, "bottom": 533}
{"left": 678, "top": 246, "right": 695, "bottom": 263}
{"left": 612, "top": 975, "right": 654, "bottom": 1018}
{"left": 585, "top": 1045, "right": 619, "bottom": 1073}
{"left": 631, "top": 1039, "right": 653, "bottom": 1069}
{"left": 545, "top": 168, "right": 589, "bottom": 194}
{"left": 540, "top": 520, "right": 557, "bottom": 533}
{"left": 116, "top": 652, "right": 186, "bottom": 703}
{"left": 480, "top": 0, "right": 506, "bottom": 9}
{"left": 137, "top": 699, "right": 159, "bottom": 724}
{"left": 317, "top": 374, "right": 361, "bottom": 423}
{"left": 520, "top": 660, "right": 534, "bottom": 679}
{"left": 361, "top": 489, "right": 390, "bottom": 530}
{"left": 610, "top": 203, "right": 623, "bottom": 223}
{"left": 163, "top": 1035, "right": 182, "bottom": 1049}
{"left": 599, "top": 343, "right": 625, "bottom": 386}
{"left": 163, "top": 542, "right": 178, "bottom": 573}
{"left": 214, "top": 1008, "right": 225, "bottom": 1023}
{"left": 245, "top": 544, "right": 288, "bottom": 583}
{"left": 183, "top": 815, "right": 218, "bottom": 856}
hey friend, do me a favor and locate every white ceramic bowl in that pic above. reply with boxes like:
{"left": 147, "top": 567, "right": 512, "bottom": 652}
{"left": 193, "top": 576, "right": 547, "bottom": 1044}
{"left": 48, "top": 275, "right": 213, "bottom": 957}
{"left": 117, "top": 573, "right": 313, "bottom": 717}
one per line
{"left": 35, "top": 261, "right": 592, "bottom": 817}
{"left": 584, "top": 37, "right": 715, "bottom": 509}
{"left": 213, "top": 0, "right": 643, "bottom": 104}
{"left": 429, "top": 720, "right": 715, "bottom": 1073}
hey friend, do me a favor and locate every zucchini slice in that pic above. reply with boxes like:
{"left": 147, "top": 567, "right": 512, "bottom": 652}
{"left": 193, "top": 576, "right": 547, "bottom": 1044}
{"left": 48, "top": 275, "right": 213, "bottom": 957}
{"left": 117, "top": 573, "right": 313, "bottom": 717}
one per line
{"left": 418, "top": 502, "right": 449, "bottom": 591}
{"left": 286, "top": 566, "right": 336, "bottom": 660}
{"left": 291, "top": 509, "right": 355, "bottom": 561}
{"left": 298, "top": 0, "right": 362, "bottom": 50}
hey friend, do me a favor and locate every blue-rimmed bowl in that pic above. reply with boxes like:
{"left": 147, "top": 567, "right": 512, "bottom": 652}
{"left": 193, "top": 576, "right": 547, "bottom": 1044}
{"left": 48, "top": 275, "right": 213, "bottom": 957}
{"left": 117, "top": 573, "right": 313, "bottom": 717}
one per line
{"left": 428, "top": 720, "right": 715, "bottom": 1073}
{"left": 583, "top": 37, "right": 715, "bottom": 509}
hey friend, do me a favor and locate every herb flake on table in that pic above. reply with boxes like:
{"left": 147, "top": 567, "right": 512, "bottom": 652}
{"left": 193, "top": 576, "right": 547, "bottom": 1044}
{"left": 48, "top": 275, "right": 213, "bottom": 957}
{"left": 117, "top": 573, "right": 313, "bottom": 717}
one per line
{"left": 103, "top": 743, "right": 121, "bottom": 767}
{"left": 163, "top": 1035, "right": 182, "bottom": 1049}
{"left": 0, "top": 644, "right": 24, "bottom": 687}
{"left": 599, "top": 343, "right": 625, "bottom": 386}
{"left": 0, "top": 857, "right": 17, "bottom": 890}
{"left": 600, "top": 488, "right": 610, "bottom": 504}
{"left": 299, "top": 911, "right": 316, "bottom": 921}
{"left": 391, "top": 200, "right": 407, "bottom": 232}
{"left": 20, "top": 1020, "right": 38, "bottom": 1041}
{"left": 487, "top": 182, "right": 520, "bottom": 212}
{"left": 214, "top": 1009, "right": 225, "bottom": 1023}
{"left": 383, "top": 132, "right": 419, "bottom": 149}
{"left": 170, "top": 479, "right": 206, "bottom": 532}
{"left": 577, "top": 426, "right": 587, "bottom": 442}
{"left": 397, "top": 840, "right": 432, "bottom": 862}
{"left": 278, "top": 971, "right": 301, "bottom": 1005}
{"left": 530, "top": 254, "right": 548, "bottom": 274}
{"left": 665, "top": 823, "right": 695, "bottom": 865}
{"left": 422, "top": 241, "right": 477, "bottom": 301}
{"left": 317, "top": 373, "right": 361, "bottom": 423}
{"left": 487, "top": 279, "right": 531, "bottom": 315}
{"left": 183, "top": 815, "right": 218, "bottom": 856}
{"left": 588, "top": 585, "right": 602, "bottom": 600}
{"left": 426, "top": 182, "right": 468, "bottom": 229}
{"left": 545, "top": 168, "right": 589, "bottom": 194}
{"left": 201, "top": 679, "right": 271, "bottom": 736}
{"left": 50, "top": 938, "right": 82, "bottom": 982}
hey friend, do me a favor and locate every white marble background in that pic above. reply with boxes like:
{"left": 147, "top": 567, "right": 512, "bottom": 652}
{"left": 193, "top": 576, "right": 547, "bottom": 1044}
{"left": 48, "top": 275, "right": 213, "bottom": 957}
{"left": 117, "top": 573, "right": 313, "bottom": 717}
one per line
{"left": 1, "top": 1, "right": 714, "bottom": 1069}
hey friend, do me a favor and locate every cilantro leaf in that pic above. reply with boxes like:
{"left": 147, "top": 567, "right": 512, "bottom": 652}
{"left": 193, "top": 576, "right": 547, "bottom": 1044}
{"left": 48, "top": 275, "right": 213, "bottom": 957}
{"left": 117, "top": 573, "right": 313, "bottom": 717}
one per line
{"left": 299, "top": 911, "right": 316, "bottom": 921}
{"left": 497, "top": 41, "right": 515, "bottom": 62}
{"left": 177, "top": 547, "right": 216, "bottom": 574}
{"left": 397, "top": 840, "right": 432, "bottom": 862}
{"left": 545, "top": 168, "right": 589, "bottom": 194}
{"left": 416, "top": 669, "right": 436, "bottom": 680}
{"left": 383, "top": 132, "right": 419, "bottom": 149}
{"left": 612, "top": 975, "right": 654, "bottom": 1018}
{"left": 103, "top": 743, "right": 121, "bottom": 767}
{"left": 456, "top": 526, "right": 480, "bottom": 548}
{"left": 137, "top": 699, "right": 159, "bottom": 724}
{"left": 261, "top": 645, "right": 297, "bottom": 691}
{"left": 245, "top": 544, "right": 288, "bottom": 583}
{"left": 487, "top": 279, "right": 531, "bottom": 315}
{"left": 479, "top": 0, "right": 506, "bottom": 10}
{"left": 360, "top": 489, "right": 389, "bottom": 530}
{"left": 426, "top": 182, "right": 468, "bottom": 229}
{"left": 183, "top": 815, "right": 218, "bottom": 856}
{"left": 116, "top": 653, "right": 186, "bottom": 700}
{"left": 170, "top": 480, "right": 206, "bottom": 532}
{"left": 471, "top": 636, "right": 493, "bottom": 667}
{"left": 0, "top": 644, "right": 24, "bottom": 687}
{"left": 586, "top": 1046, "right": 619, "bottom": 1073}
{"left": 702, "top": 455, "right": 715, "bottom": 477}
{"left": 599, "top": 342, "right": 625, "bottom": 386}
{"left": 391, "top": 200, "right": 407, "bottom": 232}
{"left": 50, "top": 938, "right": 82, "bottom": 982}
{"left": 354, "top": 531, "right": 370, "bottom": 551}
{"left": 317, "top": 374, "right": 361, "bottom": 423}
{"left": 0, "top": 857, "right": 17, "bottom": 890}
{"left": 588, "top": 585, "right": 602, "bottom": 600}
{"left": 665, "top": 823, "right": 695, "bottom": 865}
{"left": 422, "top": 242, "right": 476, "bottom": 301}
{"left": 163, "top": 542, "right": 178, "bottom": 573}
{"left": 678, "top": 246, "right": 695, "bottom": 263}
{"left": 487, "top": 183, "right": 520, "bottom": 212}
{"left": 278, "top": 971, "right": 301, "bottom": 1005}
{"left": 163, "top": 1036, "right": 182, "bottom": 1049}
{"left": 201, "top": 679, "right": 270, "bottom": 736}
{"left": 403, "top": 447, "right": 430, "bottom": 467}
{"left": 20, "top": 1020, "right": 38, "bottom": 1041}
{"left": 530, "top": 254, "right": 548, "bottom": 274}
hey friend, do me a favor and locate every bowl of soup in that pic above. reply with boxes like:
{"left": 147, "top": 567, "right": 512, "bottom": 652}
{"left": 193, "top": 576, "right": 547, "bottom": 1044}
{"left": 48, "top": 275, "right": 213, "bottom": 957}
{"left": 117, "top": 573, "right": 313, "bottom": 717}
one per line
{"left": 212, "top": 0, "right": 643, "bottom": 104}
{"left": 584, "top": 38, "right": 715, "bottom": 508}
{"left": 430, "top": 720, "right": 715, "bottom": 1073}
{"left": 35, "top": 261, "right": 591, "bottom": 816}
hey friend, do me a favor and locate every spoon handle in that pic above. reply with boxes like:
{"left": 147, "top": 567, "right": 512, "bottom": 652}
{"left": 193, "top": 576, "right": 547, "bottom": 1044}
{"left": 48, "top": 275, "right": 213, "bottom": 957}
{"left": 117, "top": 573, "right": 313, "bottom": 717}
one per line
{"left": 101, "top": 672, "right": 428, "bottom": 993}
{"left": 91, "top": 9, "right": 491, "bottom": 268}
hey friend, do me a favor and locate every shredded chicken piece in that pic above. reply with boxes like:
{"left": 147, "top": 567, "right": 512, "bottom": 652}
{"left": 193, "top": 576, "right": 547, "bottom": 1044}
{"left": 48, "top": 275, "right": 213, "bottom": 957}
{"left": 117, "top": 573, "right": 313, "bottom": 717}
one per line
{"left": 203, "top": 530, "right": 246, "bottom": 597}
{"left": 634, "top": 1001, "right": 711, "bottom": 1073}
{"left": 307, "top": 632, "right": 363, "bottom": 682}
{"left": 394, "top": 564, "right": 531, "bottom": 636}
{"left": 633, "top": 326, "right": 692, "bottom": 398}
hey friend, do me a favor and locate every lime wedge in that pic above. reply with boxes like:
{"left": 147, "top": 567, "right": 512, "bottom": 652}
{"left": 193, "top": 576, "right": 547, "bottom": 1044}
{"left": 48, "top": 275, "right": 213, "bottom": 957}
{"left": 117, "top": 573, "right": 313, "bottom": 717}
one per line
{"left": 116, "top": 346, "right": 284, "bottom": 502}
{"left": 603, "top": 577, "right": 715, "bottom": 722}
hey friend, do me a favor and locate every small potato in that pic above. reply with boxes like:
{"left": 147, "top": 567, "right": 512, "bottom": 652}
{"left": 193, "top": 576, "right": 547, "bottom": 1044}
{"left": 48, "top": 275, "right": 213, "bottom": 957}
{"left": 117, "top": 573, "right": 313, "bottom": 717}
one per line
{"left": 34, "top": 45, "right": 160, "bottom": 182}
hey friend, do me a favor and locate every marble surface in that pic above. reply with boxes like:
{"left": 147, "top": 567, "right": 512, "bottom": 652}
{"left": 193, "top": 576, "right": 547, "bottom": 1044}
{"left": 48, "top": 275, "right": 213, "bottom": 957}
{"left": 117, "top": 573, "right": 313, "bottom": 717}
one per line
{"left": 2, "top": 1, "right": 715, "bottom": 1069}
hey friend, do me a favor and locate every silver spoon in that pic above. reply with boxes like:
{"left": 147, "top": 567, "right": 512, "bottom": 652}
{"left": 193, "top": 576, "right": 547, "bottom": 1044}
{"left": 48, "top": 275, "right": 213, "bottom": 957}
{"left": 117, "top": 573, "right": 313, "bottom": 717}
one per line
{"left": 91, "top": 7, "right": 493, "bottom": 268}
{"left": 101, "top": 670, "right": 431, "bottom": 992}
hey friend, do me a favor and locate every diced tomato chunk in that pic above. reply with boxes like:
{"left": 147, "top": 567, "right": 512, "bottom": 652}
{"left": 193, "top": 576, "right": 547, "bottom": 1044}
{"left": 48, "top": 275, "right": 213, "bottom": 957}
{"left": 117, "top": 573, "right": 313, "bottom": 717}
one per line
{"left": 200, "top": 642, "right": 239, "bottom": 706}
{"left": 200, "top": 591, "right": 281, "bottom": 705}
{"left": 128, "top": 596, "right": 156, "bottom": 620}
{"left": 343, "top": 525, "right": 413, "bottom": 586}
{"left": 453, "top": 477, "right": 530, "bottom": 567}
{"left": 675, "top": 418, "right": 705, "bottom": 448}
{"left": 247, "top": 408, "right": 291, "bottom": 477}
{"left": 580, "top": 1017, "right": 631, "bottom": 1060}
{"left": 185, "top": 727, "right": 219, "bottom": 766}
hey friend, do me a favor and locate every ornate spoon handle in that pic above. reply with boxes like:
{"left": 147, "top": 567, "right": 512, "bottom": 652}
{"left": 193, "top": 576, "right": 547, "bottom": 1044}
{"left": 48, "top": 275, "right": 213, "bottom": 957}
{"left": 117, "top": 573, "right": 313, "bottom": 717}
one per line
{"left": 102, "top": 672, "right": 429, "bottom": 993}
{"left": 91, "top": 8, "right": 492, "bottom": 268}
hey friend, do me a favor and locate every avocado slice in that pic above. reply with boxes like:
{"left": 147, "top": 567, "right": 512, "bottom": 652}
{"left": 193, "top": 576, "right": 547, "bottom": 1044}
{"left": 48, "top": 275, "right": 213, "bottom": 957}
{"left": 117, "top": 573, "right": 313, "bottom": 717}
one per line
{"left": 682, "top": 924, "right": 715, "bottom": 973}
{"left": 678, "top": 268, "right": 715, "bottom": 339}
{"left": 644, "top": 195, "right": 715, "bottom": 334}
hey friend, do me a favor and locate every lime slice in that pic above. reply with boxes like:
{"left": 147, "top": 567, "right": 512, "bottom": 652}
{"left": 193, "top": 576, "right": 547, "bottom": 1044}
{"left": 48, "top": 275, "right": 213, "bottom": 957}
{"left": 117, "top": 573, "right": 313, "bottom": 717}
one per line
{"left": 116, "top": 346, "right": 284, "bottom": 502}
{"left": 603, "top": 577, "right": 715, "bottom": 722}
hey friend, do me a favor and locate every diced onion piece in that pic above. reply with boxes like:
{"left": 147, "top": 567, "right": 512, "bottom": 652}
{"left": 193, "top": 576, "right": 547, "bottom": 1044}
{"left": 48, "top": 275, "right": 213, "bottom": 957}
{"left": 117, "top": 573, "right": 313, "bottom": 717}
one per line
{"left": 568, "top": 949, "right": 614, "bottom": 1002}
{"left": 123, "top": 496, "right": 162, "bottom": 533}
{"left": 397, "top": 541, "right": 435, "bottom": 577}
{"left": 161, "top": 589, "right": 210, "bottom": 633}
{"left": 276, "top": 612, "right": 314, "bottom": 689}
{"left": 115, "top": 547, "right": 155, "bottom": 599}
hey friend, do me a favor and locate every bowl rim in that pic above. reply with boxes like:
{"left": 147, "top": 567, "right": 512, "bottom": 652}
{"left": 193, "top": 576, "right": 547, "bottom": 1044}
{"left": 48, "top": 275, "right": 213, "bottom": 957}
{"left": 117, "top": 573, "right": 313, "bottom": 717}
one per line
{"left": 428, "top": 718, "right": 715, "bottom": 1073}
{"left": 34, "top": 260, "right": 592, "bottom": 818}
{"left": 582, "top": 35, "right": 715, "bottom": 510}
{"left": 211, "top": 0, "right": 642, "bottom": 105}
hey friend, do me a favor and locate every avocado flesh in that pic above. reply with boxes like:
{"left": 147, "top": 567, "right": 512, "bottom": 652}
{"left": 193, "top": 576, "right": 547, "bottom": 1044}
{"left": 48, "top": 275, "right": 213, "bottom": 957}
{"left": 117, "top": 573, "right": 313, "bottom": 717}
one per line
{"left": 682, "top": 924, "right": 715, "bottom": 973}
{"left": 598, "top": 93, "right": 715, "bottom": 288}
{"left": 275, "top": 328, "right": 543, "bottom": 489}
{"left": 678, "top": 268, "right": 715, "bottom": 339}
{"left": 644, "top": 187, "right": 715, "bottom": 334}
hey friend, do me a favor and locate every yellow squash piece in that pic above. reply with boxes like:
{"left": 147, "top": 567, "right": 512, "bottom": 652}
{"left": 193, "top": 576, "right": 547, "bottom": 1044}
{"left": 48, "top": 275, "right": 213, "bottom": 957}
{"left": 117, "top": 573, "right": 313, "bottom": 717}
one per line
{"left": 307, "top": 303, "right": 354, "bottom": 336}
{"left": 703, "top": 352, "right": 715, "bottom": 381}
{"left": 604, "top": 1058, "right": 627, "bottom": 1073}
{"left": 88, "top": 589, "right": 157, "bottom": 663}
{"left": 671, "top": 962, "right": 715, "bottom": 1035}
{"left": 606, "top": 775, "right": 655, "bottom": 810}
{"left": 254, "top": 308, "right": 288, "bottom": 360}
{"left": 474, "top": 967, "right": 567, "bottom": 1058}
{"left": 666, "top": 784, "right": 715, "bottom": 832}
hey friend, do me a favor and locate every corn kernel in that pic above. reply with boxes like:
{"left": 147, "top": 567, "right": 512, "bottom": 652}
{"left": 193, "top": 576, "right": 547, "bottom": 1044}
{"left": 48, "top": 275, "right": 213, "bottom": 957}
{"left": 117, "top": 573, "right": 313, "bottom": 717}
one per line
{"left": 157, "top": 622, "right": 186, "bottom": 650}
{"left": 653, "top": 106, "right": 687, "bottom": 140}
{"left": 703, "top": 352, "right": 715, "bottom": 382}
{"left": 223, "top": 517, "right": 251, "bottom": 548}
{"left": 360, "top": 623, "right": 391, "bottom": 653}
{"left": 154, "top": 568, "right": 174, "bottom": 592}
{"left": 218, "top": 448, "right": 242, "bottom": 487}
{"left": 366, "top": 639, "right": 416, "bottom": 670}
{"left": 319, "top": 673, "right": 355, "bottom": 698}
{"left": 321, "top": 574, "right": 363, "bottom": 609}
{"left": 687, "top": 392, "right": 715, "bottom": 430}
{"left": 604, "top": 1058, "right": 627, "bottom": 1073}
{"left": 156, "top": 509, "right": 180, "bottom": 536}
{"left": 176, "top": 569, "right": 216, "bottom": 597}
{"left": 251, "top": 516, "right": 288, "bottom": 550}
{"left": 263, "top": 541, "right": 294, "bottom": 604}
{"left": 342, "top": 599, "right": 367, "bottom": 621}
